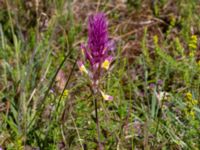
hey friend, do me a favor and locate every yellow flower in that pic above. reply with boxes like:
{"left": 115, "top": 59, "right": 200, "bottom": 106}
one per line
{"left": 192, "top": 99, "right": 198, "bottom": 105}
{"left": 191, "top": 35, "right": 197, "bottom": 42}
{"left": 77, "top": 61, "right": 89, "bottom": 74}
{"left": 100, "top": 90, "right": 113, "bottom": 101}
{"left": 153, "top": 35, "right": 158, "bottom": 45}
{"left": 184, "top": 92, "right": 198, "bottom": 119}
{"left": 186, "top": 92, "right": 192, "bottom": 100}
{"left": 102, "top": 59, "right": 110, "bottom": 70}
{"left": 189, "top": 110, "right": 195, "bottom": 119}
{"left": 189, "top": 52, "right": 195, "bottom": 57}
{"left": 188, "top": 35, "right": 197, "bottom": 58}
{"left": 189, "top": 35, "right": 197, "bottom": 50}
{"left": 63, "top": 90, "right": 69, "bottom": 97}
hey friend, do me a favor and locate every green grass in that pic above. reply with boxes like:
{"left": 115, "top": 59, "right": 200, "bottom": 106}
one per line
{"left": 0, "top": 0, "right": 200, "bottom": 149}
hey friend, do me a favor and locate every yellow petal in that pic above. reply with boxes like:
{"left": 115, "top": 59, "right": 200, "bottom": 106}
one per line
{"left": 78, "top": 61, "right": 88, "bottom": 74}
{"left": 63, "top": 90, "right": 69, "bottom": 97}
{"left": 101, "top": 60, "right": 110, "bottom": 70}
{"left": 100, "top": 91, "right": 113, "bottom": 101}
{"left": 80, "top": 65, "right": 88, "bottom": 74}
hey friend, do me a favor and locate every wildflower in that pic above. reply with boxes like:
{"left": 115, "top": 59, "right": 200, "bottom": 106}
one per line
{"left": 189, "top": 110, "right": 195, "bottom": 118}
{"left": 100, "top": 90, "right": 113, "bottom": 101}
{"left": 184, "top": 92, "right": 198, "bottom": 119}
{"left": 149, "top": 83, "right": 155, "bottom": 89}
{"left": 188, "top": 35, "right": 197, "bottom": 57}
{"left": 186, "top": 92, "right": 192, "bottom": 100}
{"left": 153, "top": 35, "right": 158, "bottom": 45}
{"left": 156, "top": 91, "right": 170, "bottom": 102}
{"left": 87, "top": 13, "right": 113, "bottom": 66}
{"left": 77, "top": 60, "right": 89, "bottom": 75}
{"left": 82, "top": 13, "right": 114, "bottom": 76}
{"left": 78, "top": 13, "right": 114, "bottom": 100}
{"left": 184, "top": 108, "right": 196, "bottom": 119}
{"left": 157, "top": 79, "right": 163, "bottom": 86}
{"left": 189, "top": 51, "right": 194, "bottom": 57}
{"left": 189, "top": 35, "right": 197, "bottom": 50}
{"left": 63, "top": 90, "right": 69, "bottom": 97}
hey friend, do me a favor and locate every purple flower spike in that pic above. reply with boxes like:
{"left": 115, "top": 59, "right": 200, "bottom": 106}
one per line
{"left": 78, "top": 12, "right": 115, "bottom": 99}
{"left": 83, "top": 13, "right": 113, "bottom": 68}
{"left": 80, "top": 12, "right": 114, "bottom": 82}
{"left": 88, "top": 13, "right": 108, "bottom": 64}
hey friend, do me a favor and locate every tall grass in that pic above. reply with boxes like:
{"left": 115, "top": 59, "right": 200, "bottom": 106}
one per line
{"left": 0, "top": 0, "right": 200, "bottom": 149}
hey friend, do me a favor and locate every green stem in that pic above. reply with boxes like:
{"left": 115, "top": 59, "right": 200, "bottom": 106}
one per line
{"left": 94, "top": 96, "right": 103, "bottom": 150}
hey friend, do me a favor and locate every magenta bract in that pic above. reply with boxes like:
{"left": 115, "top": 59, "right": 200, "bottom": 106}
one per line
{"left": 78, "top": 12, "right": 114, "bottom": 99}
{"left": 82, "top": 13, "right": 113, "bottom": 71}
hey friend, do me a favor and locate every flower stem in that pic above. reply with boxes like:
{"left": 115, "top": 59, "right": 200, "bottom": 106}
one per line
{"left": 94, "top": 96, "right": 103, "bottom": 150}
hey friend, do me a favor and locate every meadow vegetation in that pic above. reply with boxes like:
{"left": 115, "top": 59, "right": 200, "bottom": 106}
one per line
{"left": 0, "top": 0, "right": 200, "bottom": 149}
